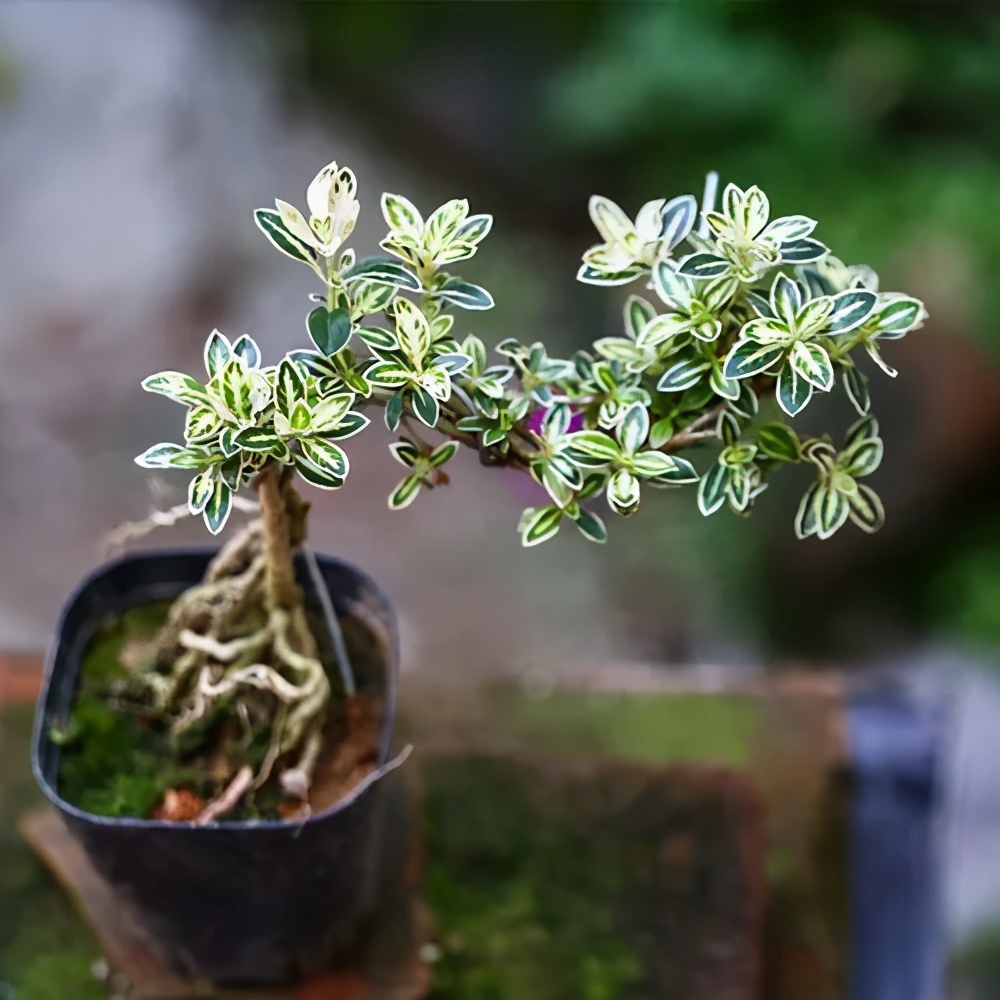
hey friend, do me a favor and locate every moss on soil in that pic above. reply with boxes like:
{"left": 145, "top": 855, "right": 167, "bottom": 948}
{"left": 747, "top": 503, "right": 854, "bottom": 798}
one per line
{"left": 54, "top": 601, "right": 203, "bottom": 819}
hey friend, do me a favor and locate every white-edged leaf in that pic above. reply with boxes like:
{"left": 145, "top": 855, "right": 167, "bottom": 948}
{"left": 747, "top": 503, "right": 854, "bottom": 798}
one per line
{"left": 677, "top": 253, "right": 731, "bottom": 279}
{"left": 827, "top": 290, "right": 877, "bottom": 335}
{"left": 842, "top": 364, "right": 871, "bottom": 415}
{"left": 607, "top": 468, "right": 641, "bottom": 516}
{"left": 848, "top": 483, "right": 885, "bottom": 533}
{"left": 299, "top": 437, "right": 349, "bottom": 480}
{"left": 343, "top": 257, "right": 421, "bottom": 291}
{"left": 788, "top": 341, "right": 834, "bottom": 391}
{"left": 520, "top": 505, "right": 564, "bottom": 547}
{"left": 381, "top": 192, "right": 423, "bottom": 236}
{"left": 142, "top": 371, "right": 211, "bottom": 407}
{"left": 203, "top": 479, "right": 233, "bottom": 536}
{"left": 388, "top": 474, "right": 422, "bottom": 510}
{"left": 572, "top": 507, "right": 607, "bottom": 544}
{"left": 757, "top": 423, "right": 801, "bottom": 462}
{"left": 659, "top": 193, "right": 698, "bottom": 250}
{"left": 617, "top": 403, "right": 649, "bottom": 455}
{"left": 697, "top": 462, "right": 728, "bottom": 516}
{"left": 204, "top": 331, "right": 231, "bottom": 378}
{"left": 254, "top": 208, "right": 319, "bottom": 267}
{"left": 435, "top": 278, "right": 494, "bottom": 311}
{"left": 776, "top": 362, "right": 814, "bottom": 417}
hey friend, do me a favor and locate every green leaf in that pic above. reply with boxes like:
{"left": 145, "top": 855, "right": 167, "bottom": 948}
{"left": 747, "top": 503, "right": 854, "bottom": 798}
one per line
{"left": 624, "top": 295, "right": 657, "bottom": 340}
{"left": 875, "top": 295, "right": 924, "bottom": 336}
{"left": 307, "top": 306, "right": 352, "bottom": 356}
{"left": 319, "top": 410, "right": 369, "bottom": 441}
{"left": 657, "top": 355, "right": 710, "bottom": 393}
{"left": 308, "top": 393, "right": 356, "bottom": 435}
{"left": 646, "top": 455, "right": 699, "bottom": 486}
{"left": 519, "top": 505, "right": 563, "bottom": 547}
{"left": 204, "top": 331, "right": 231, "bottom": 378}
{"left": 567, "top": 430, "right": 620, "bottom": 464}
{"left": 776, "top": 363, "right": 814, "bottom": 417}
{"left": 617, "top": 403, "right": 649, "bottom": 455}
{"left": 275, "top": 357, "right": 306, "bottom": 415}
{"left": 697, "top": 462, "right": 728, "bottom": 516}
{"left": 343, "top": 257, "right": 421, "bottom": 291}
{"left": 233, "top": 427, "right": 285, "bottom": 454}
{"left": 794, "top": 482, "right": 821, "bottom": 539}
{"left": 779, "top": 238, "right": 827, "bottom": 264}
{"left": 723, "top": 340, "right": 785, "bottom": 381}
{"left": 204, "top": 479, "right": 233, "bottom": 536}
{"left": 454, "top": 213, "right": 493, "bottom": 245}
{"left": 572, "top": 507, "right": 607, "bottom": 544}
{"left": 299, "top": 438, "right": 349, "bottom": 480}
{"left": 135, "top": 442, "right": 211, "bottom": 470}
{"left": 388, "top": 474, "right": 423, "bottom": 510}
{"left": 788, "top": 341, "right": 834, "bottom": 391}
{"left": 296, "top": 455, "right": 345, "bottom": 491}
{"left": 429, "top": 441, "right": 459, "bottom": 467}
{"left": 631, "top": 451, "right": 679, "bottom": 478}
{"left": 384, "top": 393, "right": 404, "bottom": 432}
{"left": 435, "top": 278, "right": 495, "bottom": 311}
{"left": 576, "top": 262, "right": 644, "bottom": 286}
{"left": 815, "top": 485, "right": 850, "bottom": 540}
{"left": 142, "top": 371, "right": 211, "bottom": 407}
{"left": 184, "top": 405, "right": 222, "bottom": 443}
{"left": 677, "top": 253, "right": 730, "bottom": 279}
{"left": 254, "top": 209, "right": 319, "bottom": 267}
{"left": 607, "top": 468, "right": 641, "bottom": 516}
{"left": 389, "top": 440, "right": 421, "bottom": 468}
{"left": 770, "top": 274, "right": 802, "bottom": 325}
{"left": 841, "top": 437, "right": 883, "bottom": 478}
{"left": 381, "top": 192, "right": 423, "bottom": 236}
{"left": 848, "top": 483, "right": 885, "bottom": 533}
{"left": 827, "top": 290, "right": 877, "bottom": 335}
{"left": 187, "top": 469, "right": 214, "bottom": 515}
{"left": 410, "top": 386, "right": 440, "bottom": 428}
{"left": 842, "top": 364, "right": 871, "bottom": 416}
{"left": 659, "top": 194, "right": 697, "bottom": 250}
{"left": 366, "top": 363, "right": 411, "bottom": 388}
{"left": 649, "top": 417, "right": 675, "bottom": 449}
{"left": 757, "top": 423, "right": 801, "bottom": 462}
{"left": 231, "top": 335, "right": 261, "bottom": 369}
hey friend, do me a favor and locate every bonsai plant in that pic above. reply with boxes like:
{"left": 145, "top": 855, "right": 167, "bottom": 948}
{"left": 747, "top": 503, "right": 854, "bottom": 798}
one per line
{"left": 33, "top": 158, "right": 925, "bottom": 982}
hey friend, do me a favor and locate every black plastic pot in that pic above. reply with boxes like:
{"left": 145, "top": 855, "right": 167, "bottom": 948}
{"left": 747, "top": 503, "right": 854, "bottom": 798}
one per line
{"left": 32, "top": 549, "right": 405, "bottom": 985}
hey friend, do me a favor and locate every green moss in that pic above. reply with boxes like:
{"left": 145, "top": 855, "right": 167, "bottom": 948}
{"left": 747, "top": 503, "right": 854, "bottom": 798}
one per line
{"left": 493, "top": 687, "right": 761, "bottom": 766}
{"left": 425, "top": 758, "right": 645, "bottom": 1000}
{"left": 55, "top": 601, "right": 192, "bottom": 819}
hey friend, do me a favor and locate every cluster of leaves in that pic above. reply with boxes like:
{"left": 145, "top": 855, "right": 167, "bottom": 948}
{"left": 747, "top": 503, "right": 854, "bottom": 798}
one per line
{"left": 138, "top": 163, "right": 924, "bottom": 547}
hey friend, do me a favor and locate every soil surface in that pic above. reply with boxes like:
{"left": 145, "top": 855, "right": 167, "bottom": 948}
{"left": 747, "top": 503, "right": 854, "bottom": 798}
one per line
{"left": 55, "top": 601, "right": 384, "bottom": 823}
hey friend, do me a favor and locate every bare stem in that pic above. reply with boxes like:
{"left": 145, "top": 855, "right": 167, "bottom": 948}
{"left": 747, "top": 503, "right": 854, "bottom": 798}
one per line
{"left": 255, "top": 462, "right": 300, "bottom": 611}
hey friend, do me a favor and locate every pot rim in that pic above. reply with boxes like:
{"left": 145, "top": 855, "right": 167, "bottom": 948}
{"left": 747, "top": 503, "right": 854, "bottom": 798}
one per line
{"left": 31, "top": 547, "right": 405, "bottom": 832}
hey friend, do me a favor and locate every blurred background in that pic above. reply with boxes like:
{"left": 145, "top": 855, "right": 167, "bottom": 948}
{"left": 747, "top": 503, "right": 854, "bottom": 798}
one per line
{"left": 0, "top": 1, "right": 998, "bottom": 995}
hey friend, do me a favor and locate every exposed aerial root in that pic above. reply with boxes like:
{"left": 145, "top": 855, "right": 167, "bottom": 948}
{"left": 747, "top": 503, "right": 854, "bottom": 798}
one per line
{"left": 109, "top": 505, "right": 334, "bottom": 809}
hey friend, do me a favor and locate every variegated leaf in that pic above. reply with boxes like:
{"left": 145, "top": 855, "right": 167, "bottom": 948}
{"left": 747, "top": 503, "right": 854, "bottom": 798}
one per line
{"left": 343, "top": 257, "right": 421, "bottom": 291}
{"left": 388, "top": 474, "right": 423, "bottom": 510}
{"left": 254, "top": 208, "right": 320, "bottom": 268}
{"left": 827, "top": 290, "right": 877, "bottom": 335}
{"left": 142, "top": 371, "right": 211, "bottom": 407}
{"left": 757, "top": 423, "right": 801, "bottom": 462}
{"left": 607, "top": 468, "right": 641, "bottom": 516}
{"left": 659, "top": 194, "right": 698, "bottom": 250}
{"left": 435, "top": 278, "right": 494, "bottom": 311}
{"left": 677, "top": 253, "right": 730, "bottom": 279}
{"left": 381, "top": 193, "right": 423, "bottom": 236}
{"left": 203, "top": 478, "right": 233, "bottom": 535}
{"left": 697, "top": 462, "right": 728, "bottom": 516}
{"left": 776, "top": 362, "right": 814, "bottom": 417}
{"left": 788, "top": 341, "right": 834, "bottom": 391}
{"left": 848, "top": 484, "right": 885, "bottom": 533}
{"left": 299, "top": 437, "right": 349, "bottom": 479}
{"left": 187, "top": 469, "right": 215, "bottom": 515}
{"left": 520, "top": 505, "right": 563, "bottom": 547}
{"left": 307, "top": 306, "right": 352, "bottom": 356}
